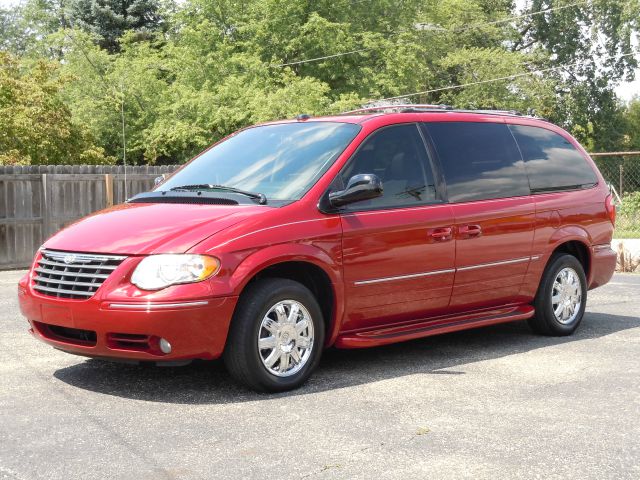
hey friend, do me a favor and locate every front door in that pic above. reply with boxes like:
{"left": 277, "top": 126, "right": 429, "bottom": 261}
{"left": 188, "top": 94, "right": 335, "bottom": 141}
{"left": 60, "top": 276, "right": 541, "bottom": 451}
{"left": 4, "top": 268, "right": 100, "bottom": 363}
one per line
{"left": 336, "top": 123, "right": 456, "bottom": 332}
{"left": 423, "top": 121, "right": 535, "bottom": 311}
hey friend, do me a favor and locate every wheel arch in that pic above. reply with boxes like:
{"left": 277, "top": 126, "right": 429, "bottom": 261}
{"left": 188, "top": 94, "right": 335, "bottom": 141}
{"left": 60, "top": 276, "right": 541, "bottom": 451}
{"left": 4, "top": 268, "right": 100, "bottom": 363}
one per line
{"left": 528, "top": 242, "right": 589, "bottom": 336}
{"left": 550, "top": 239, "right": 591, "bottom": 279}
{"left": 229, "top": 244, "right": 344, "bottom": 347}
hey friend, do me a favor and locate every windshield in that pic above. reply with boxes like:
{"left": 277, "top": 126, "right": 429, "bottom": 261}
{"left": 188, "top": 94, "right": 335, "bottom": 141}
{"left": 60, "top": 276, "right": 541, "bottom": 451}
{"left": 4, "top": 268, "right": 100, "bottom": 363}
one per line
{"left": 158, "top": 122, "right": 361, "bottom": 202}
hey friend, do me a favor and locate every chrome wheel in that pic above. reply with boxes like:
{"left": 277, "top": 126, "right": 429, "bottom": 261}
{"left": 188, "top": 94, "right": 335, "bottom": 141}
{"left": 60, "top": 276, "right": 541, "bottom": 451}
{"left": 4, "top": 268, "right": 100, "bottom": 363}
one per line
{"left": 551, "top": 267, "right": 582, "bottom": 324}
{"left": 257, "top": 300, "right": 314, "bottom": 377}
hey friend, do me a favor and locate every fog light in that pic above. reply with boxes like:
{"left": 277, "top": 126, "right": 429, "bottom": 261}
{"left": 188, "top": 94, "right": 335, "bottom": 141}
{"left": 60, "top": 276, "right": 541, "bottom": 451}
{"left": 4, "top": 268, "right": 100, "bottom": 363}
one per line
{"left": 159, "top": 338, "right": 172, "bottom": 354}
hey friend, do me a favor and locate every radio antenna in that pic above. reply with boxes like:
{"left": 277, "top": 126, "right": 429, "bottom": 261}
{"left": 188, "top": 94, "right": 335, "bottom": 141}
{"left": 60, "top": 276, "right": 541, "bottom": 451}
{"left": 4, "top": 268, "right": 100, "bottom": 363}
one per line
{"left": 119, "top": 79, "right": 128, "bottom": 199}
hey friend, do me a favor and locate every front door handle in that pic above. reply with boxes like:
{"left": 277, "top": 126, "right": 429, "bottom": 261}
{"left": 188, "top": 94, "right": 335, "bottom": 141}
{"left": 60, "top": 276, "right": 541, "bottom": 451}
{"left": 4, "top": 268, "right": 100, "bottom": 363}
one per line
{"left": 458, "top": 224, "right": 482, "bottom": 239}
{"left": 429, "top": 227, "right": 453, "bottom": 242}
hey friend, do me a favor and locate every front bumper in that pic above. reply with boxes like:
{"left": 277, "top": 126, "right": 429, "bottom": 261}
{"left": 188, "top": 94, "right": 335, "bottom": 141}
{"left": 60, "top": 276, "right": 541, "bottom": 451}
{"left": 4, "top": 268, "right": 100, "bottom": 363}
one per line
{"left": 18, "top": 278, "right": 238, "bottom": 361}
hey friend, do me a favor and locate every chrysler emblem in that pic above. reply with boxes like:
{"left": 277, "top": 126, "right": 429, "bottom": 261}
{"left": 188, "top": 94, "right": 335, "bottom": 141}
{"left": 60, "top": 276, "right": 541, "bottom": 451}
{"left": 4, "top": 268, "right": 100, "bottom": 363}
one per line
{"left": 63, "top": 254, "right": 77, "bottom": 264}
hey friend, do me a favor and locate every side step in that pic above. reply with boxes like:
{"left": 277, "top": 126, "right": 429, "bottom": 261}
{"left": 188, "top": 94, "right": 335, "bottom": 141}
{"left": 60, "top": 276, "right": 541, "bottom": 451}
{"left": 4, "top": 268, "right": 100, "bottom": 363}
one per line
{"left": 335, "top": 305, "right": 535, "bottom": 349}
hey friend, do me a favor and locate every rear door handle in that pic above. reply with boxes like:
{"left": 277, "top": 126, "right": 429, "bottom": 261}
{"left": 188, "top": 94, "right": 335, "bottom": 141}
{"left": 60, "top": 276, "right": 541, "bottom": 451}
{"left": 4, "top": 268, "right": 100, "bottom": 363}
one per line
{"left": 458, "top": 224, "right": 482, "bottom": 239}
{"left": 429, "top": 227, "right": 453, "bottom": 241}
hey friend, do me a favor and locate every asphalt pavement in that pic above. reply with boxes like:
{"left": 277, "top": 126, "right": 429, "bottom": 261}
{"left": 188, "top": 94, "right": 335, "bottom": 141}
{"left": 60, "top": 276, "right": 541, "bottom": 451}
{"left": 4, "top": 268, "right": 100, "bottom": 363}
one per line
{"left": 1, "top": 270, "right": 638, "bottom": 479}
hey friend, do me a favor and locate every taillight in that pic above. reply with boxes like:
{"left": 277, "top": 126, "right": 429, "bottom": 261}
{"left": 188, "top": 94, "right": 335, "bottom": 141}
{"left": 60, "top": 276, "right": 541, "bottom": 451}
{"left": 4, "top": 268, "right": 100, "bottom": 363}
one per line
{"left": 605, "top": 194, "right": 616, "bottom": 226}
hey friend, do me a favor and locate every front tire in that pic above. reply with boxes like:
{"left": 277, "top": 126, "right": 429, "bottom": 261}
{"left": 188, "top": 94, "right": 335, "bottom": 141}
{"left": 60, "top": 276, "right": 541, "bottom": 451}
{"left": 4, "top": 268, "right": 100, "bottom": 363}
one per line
{"left": 223, "top": 278, "right": 325, "bottom": 392}
{"left": 528, "top": 253, "right": 587, "bottom": 336}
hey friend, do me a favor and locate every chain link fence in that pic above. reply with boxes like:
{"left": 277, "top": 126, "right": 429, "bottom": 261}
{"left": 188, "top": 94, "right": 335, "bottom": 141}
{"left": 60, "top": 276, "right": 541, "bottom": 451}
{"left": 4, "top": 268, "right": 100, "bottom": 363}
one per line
{"left": 591, "top": 153, "right": 640, "bottom": 239}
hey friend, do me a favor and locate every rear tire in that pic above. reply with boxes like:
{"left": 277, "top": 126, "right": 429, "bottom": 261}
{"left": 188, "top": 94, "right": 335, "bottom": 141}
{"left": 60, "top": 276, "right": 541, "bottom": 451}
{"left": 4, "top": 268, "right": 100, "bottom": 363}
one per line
{"left": 528, "top": 253, "right": 587, "bottom": 336}
{"left": 223, "top": 278, "right": 325, "bottom": 392}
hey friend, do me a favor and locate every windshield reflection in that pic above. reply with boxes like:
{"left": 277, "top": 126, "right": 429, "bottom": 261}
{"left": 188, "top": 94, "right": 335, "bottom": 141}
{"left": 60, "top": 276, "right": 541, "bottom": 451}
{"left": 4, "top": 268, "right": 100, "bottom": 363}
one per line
{"left": 159, "top": 122, "right": 361, "bottom": 201}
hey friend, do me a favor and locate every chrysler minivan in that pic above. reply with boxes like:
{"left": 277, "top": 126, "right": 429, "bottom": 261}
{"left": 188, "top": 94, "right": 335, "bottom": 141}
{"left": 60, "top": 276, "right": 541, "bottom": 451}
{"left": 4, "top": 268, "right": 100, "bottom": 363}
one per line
{"left": 18, "top": 105, "right": 617, "bottom": 392}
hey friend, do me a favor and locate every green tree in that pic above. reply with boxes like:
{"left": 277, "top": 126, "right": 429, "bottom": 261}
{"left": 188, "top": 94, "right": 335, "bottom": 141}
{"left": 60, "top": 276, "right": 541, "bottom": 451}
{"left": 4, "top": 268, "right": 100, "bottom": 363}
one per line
{"left": 624, "top": 97, "right": 640, "bottom": 150}
{"left": 65, "top": 0, "right": 166, "bottom": 52}
{"left": 511, "top": 0, "right": 640, "bottom": 150}
{"left": 2, "top": 0, "right": 638, "bottom": 165}
{"left": 0, "top": 5, "right": 32, "bottom": 54}
{"left": 0, "top": 51, "right": 113, "bottom": 165}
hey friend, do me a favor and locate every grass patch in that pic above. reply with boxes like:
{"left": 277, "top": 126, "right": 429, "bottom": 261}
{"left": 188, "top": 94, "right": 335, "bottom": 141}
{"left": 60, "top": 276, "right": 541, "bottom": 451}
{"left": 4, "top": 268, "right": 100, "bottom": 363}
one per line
{"left": 614, "top": 230, "right": 640, "bottom": 239}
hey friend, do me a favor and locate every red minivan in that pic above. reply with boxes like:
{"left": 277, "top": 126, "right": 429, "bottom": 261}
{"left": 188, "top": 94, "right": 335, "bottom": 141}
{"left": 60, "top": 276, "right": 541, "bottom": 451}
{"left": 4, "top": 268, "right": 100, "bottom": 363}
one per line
{"left": 18, "top": 106, "right": 617, "bottom": 392}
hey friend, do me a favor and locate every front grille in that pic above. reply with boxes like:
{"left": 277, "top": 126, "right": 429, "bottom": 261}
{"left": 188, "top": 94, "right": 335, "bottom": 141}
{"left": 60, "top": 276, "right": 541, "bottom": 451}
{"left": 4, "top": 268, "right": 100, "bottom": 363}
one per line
{"left": 33, "top": 249, "right": 126, "bottom": 299}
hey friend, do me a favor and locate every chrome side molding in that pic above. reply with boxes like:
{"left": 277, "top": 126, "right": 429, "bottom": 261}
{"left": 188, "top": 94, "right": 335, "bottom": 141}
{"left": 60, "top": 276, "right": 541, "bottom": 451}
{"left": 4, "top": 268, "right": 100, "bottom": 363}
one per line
{"left": 354, "top": 269, "right": 455, "bottom": 286}
{"left": 457, "top": 256, "right": 531, "bottom": 271}
{"left": 354, "top": 255, "right": 541, "bottom": 286}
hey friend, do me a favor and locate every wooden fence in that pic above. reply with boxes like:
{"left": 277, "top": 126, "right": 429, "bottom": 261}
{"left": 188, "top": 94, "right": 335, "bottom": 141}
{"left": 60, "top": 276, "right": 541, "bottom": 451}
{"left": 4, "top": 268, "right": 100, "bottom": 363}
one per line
{"left": 0, "top": 165, "right": 179, "bottom": 270}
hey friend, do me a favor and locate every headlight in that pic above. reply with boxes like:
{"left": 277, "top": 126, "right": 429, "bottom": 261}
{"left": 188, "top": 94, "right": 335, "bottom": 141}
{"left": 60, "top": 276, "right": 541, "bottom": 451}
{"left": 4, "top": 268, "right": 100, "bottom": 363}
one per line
{"left": 131, "top": 254, "right": 220, "bottom": 290}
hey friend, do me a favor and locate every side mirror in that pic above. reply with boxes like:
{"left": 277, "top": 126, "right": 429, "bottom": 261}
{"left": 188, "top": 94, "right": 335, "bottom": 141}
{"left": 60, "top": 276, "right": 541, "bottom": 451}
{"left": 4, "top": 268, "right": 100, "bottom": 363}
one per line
{"left": 154, "top": 174, "right": 166, "bottom": 186}
{"left": 328, "top": 173, "right": 383, "bottom": 208}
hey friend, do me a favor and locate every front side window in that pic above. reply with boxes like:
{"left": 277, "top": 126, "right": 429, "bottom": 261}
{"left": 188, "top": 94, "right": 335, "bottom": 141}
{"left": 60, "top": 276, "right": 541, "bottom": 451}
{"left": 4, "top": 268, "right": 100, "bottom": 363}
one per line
{"left": 338, "top": 124, "right": 436, "bottom": 209}
{"left": 159, "top": 122, "right": 361, "bottom": 201}
{"left": 509, "top": 125, "right": 598, "bottom": 193}
{"left": 425, "top": 122, "right": 530, "bottom": 203}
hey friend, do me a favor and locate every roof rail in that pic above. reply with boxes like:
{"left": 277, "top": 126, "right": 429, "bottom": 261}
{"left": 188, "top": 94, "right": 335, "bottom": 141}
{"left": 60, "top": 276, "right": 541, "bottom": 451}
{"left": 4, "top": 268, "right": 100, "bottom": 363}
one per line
{"left": 457, "top": 109, "right": 524, "bottom": 117}
{"left": 454, "top": 109, "right": 549, "bottom": 120}
{"left": 340, "top": 105, "right": 543, "bottom": 119}
{"left": 342, "top": 104, "right": 453, "bottom": 115}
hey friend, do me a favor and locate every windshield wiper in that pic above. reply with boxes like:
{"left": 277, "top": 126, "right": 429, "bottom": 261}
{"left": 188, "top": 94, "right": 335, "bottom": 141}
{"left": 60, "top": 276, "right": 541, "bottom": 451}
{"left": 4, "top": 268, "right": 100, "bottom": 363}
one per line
{"left": 169, "top": 184, "right": 213, "bottom": 191}
{"left": 169, "top": 184, "right": 267, "bottom": 205}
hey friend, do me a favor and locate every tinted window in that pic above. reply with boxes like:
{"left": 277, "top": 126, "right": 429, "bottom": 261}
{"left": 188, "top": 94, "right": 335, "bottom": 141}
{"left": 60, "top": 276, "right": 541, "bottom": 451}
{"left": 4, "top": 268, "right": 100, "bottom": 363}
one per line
{"left": 159, "top": 122, "right": 361, "bottom": 201}
{"left": 509, "top": 125, "right": 598, "bottom": 193}
{"left": 426, "top": 122, "right": 529, "bottom": 202}
{"left": 339, "top": 124, "right": 436, "bottom": 209}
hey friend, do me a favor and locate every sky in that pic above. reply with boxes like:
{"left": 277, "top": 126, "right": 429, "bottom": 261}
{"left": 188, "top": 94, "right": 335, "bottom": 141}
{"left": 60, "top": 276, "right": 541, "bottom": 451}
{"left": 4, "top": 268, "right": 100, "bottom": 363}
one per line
{"left": 617, "top": 76, "right": 640, "bottom": 101}
{"left": 0, "top": 0, "right": 638, "bottom": 101}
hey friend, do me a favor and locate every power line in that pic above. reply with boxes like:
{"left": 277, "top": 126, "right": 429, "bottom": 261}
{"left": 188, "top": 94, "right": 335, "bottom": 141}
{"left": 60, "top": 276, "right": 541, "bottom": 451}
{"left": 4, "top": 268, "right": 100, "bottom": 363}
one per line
{"left": 372, "top": 50, "right": 639, "bottom": 103}
{"left": 272, "top": 0, "right": 590, "bottom": 68}
{"left": 274, "top": 48, "right": 370, "bottom": 67}
{"left": 61, "top": 30, "right": 112, "bottom": 92}
{"left": 453, "top": 0, "right": 588, "bottom": 32}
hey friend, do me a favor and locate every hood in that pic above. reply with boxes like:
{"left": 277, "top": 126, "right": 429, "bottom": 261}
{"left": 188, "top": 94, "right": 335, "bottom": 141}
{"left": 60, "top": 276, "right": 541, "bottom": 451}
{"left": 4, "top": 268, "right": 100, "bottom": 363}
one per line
{"left": 42, "top": 203, "right": 267, "bottom": 255}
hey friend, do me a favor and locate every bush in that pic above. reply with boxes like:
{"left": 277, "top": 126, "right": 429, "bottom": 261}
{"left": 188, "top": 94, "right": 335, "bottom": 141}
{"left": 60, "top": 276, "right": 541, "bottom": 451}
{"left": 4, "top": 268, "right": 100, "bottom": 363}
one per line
{"left": 620, "top": 192, "right": 640, "bottom": 215}
{"left": 617, "top": 192, "right": 640, "bottom": 239}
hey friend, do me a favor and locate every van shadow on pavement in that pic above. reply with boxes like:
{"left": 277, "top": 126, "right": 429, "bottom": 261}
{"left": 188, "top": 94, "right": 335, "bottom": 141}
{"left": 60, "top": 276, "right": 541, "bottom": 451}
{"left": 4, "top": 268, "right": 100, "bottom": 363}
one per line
{"left": 53, "top": 312, "right": 639, "bottom": 404}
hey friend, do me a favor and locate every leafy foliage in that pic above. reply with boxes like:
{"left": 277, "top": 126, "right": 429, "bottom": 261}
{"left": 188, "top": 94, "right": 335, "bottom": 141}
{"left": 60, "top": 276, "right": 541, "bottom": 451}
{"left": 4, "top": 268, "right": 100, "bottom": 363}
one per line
{"left": 618, "top": 191, "right": 640, "bottom": 238}
{"left": 0, "top": 0, "right": 638, "bottom": 165}
{"left": 623, "top": 97, "right": 640, "bottom": 150}
{"left": 0, "top": 51, "right": 114, "bottom": 165}
{"left": 65, "top": 0, "right": 165, "bottom": 52}
{"left": 621, "top": 191, "right": 640, "bottom": 213}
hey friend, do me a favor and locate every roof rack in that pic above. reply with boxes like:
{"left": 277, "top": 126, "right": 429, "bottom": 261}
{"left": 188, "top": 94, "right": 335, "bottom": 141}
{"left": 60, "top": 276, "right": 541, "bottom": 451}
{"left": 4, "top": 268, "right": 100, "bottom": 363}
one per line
{"left": 342, "top": 104, "right": 453, "bottom": 115}
{"left": 341, "top": 105, "right": 541, "bottom": 119}
{"left": 455, "top": 109, "right": 524, "bottom": 117}
{"left": 454, "top": 108, "right": 548, "bottom": 120}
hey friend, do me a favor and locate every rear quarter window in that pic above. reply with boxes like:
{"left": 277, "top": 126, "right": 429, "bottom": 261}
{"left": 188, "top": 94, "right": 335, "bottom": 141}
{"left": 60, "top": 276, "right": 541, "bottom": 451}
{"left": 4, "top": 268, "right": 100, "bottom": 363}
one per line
{"left": 424, "top": 122, "right": 530, "bottom": 203}
{"left": 509, "top": 124, "right": 598, "bottom": 193}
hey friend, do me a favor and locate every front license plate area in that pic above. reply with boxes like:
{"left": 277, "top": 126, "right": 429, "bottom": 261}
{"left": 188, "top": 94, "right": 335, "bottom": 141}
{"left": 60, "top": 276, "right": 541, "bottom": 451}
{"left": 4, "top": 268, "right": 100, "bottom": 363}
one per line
{"left": 40, "top": 304, "right": 73, "bottom": 327}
